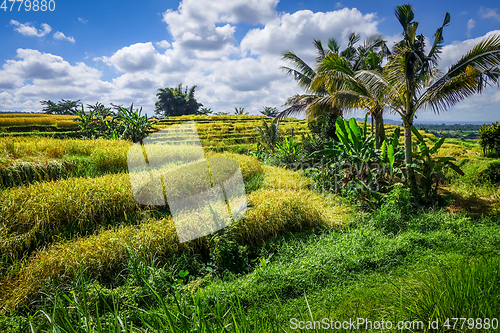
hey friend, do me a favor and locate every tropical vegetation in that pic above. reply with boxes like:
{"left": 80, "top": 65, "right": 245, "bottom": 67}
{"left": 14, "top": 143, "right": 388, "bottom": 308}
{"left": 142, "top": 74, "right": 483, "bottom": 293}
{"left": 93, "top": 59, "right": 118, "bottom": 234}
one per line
{"left": 0, "top": 3, "right": 500, "bottom": 333}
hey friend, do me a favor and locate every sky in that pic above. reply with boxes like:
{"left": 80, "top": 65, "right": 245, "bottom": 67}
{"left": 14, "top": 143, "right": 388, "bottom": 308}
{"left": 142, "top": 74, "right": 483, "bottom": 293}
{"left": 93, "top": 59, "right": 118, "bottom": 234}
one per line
{"left": 1, "top": 0, "right": 500, "bottom": 123}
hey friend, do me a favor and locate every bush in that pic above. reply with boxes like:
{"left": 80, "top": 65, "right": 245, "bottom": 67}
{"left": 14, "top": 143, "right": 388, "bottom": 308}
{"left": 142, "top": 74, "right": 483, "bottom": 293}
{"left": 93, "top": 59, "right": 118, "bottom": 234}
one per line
{"left": 481, "top": 161, "right": 500, "bottom": 184}
{"left": 479, "top": 122, "right": 500, "bottom": 157}
{"left": 371, "top": 184, "right": 414, "bottom": 235}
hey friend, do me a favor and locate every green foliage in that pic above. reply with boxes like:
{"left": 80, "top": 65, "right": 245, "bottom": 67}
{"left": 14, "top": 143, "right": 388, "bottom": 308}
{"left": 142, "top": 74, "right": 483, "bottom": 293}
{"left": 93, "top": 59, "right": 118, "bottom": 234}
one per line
{"left": 198, "top": 107, "right": 213, "bottom": 115}
{"left": 307, "top": 112, "right": 338, "bottom": 141}
{"left": 254, "top": 120, "right": 280, "bottom": 152}
{"left": 309, "top": 116, "right": 402, "bottom": 206}
{"left": 274, "top": 133, "right": 302, "bottom": 165}
{"left": 234, "top": 107, "right": 248, "bottom": 115}
{"left": 479, "top": 121, "right": 500, "bottom": 157}
{"left": 371, "top": 184, "right": 414, "bottom": 234}
{"left": 74, "top": 103, "right": 154, "bottom": 142}
{"left": 481, "top": 161, "right": 500, "bottom": 184}
{"left": 154, "top": 84, "right": 203, "bottom": 117}
{"left": 40, "top": 99, "right": 81, "bottom": 115}
{"left": 411, "top": 126, "right": 464, "bottom": 203}
{"left": 259, "top": 106, "right": 279, "bottom": 118}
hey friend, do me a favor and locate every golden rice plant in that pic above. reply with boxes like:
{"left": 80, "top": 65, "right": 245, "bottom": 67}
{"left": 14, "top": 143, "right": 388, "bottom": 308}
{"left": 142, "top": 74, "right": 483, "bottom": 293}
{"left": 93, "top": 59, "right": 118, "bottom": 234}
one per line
{"left": 0, "top": 216, "right": 197, "bottom": 311}
{"left": 0, "top": 160, "right": 81, "bottom": 188}
{"left": 232, "top": 188, "right": 350, "bottom": 245}
{"left": 260, "top": 165, "right": 311, "bottom": 191}
{"left": 0, "top": 173, "right": 140, "bottom": 259}
{"left": 1, "top": 185, "right": 351, "bottom": 310}
{"left": 0, "top": 114, "right": 77, "bottom": 127}
{"left": 0, "top": 137, "right": 132, "bottom": 161}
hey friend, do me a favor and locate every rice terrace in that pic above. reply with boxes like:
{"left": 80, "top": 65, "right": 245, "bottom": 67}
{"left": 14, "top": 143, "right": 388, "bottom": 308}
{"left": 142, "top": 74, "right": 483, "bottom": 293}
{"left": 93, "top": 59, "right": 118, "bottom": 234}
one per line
{"left": 1, "top": 1, "right": 500, "bottom": 332}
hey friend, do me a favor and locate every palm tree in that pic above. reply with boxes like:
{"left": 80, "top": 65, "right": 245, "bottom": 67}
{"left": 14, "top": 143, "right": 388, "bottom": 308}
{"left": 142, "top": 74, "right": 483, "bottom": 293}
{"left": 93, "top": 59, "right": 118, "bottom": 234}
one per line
{"left": 361, "top": 4, "right": 500, "bottom": 193}
{"left": 309, "top": 36, "right": 389, "bottom": 148}
{"left": 278, "top": 33, "right": 390, "bottom": 147}
{"left": 277, "top": 33, "right": 364, "bottom": 121}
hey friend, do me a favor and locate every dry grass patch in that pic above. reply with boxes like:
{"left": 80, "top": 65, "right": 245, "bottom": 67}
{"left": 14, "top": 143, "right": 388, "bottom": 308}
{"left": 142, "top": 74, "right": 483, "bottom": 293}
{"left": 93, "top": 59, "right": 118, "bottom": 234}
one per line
{"left": 234, "top": 188, "right": 351, "bottom": 244}
{"left": 261, "top": 165, "right": 311, "bottom": 191}
{"left": 0, "top": 173, "right": 140, "bottom": 259}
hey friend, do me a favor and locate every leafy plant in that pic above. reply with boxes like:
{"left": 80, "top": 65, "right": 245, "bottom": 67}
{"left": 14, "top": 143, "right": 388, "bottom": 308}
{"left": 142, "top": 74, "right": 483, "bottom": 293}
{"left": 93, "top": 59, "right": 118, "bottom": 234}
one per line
{"left": 234, "top": 107, "right": 248, "bottom": 115}
{"left": 411, "top": 126, "right": 464, "bottom": 203}
{"left": 259, "top": 106, "right": 279, "bottom": 118}
{"left": 275, "top": 131, "right": 302, "bottom": 165}
{"left": 114, "top": 104, "right": 154, "bottom": 142}
{"left": 254, "top": 120, "right": 280, "bottom": 152}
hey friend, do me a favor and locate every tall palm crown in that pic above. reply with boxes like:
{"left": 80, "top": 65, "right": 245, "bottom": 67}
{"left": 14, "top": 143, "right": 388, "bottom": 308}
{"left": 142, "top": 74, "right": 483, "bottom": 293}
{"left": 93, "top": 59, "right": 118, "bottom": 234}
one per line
{"left": 277, "top": 33, "right": 377, "bottom": 121}
{"left": 309, "top": 35, "right": 390, "bottom": 147}
{"left": 372, "top": 3, "right": 500, "bottom": 192}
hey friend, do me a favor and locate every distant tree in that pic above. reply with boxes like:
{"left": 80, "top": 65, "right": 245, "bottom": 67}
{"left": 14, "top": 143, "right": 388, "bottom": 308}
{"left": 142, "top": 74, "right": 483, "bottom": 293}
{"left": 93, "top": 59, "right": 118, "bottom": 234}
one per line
{"left": 40, "top": 99, "right": 81, "bottom": 115}
{"left": 199, "top": 107, "right": 213, "bottom": 115}
{"left": 214, "top": 111, "right": 229, "bottom": 116}
{"left": 260, "top": 106, "right": 279, "bottom": 118}
{"left": 234, "top": 107, "right": 248, "bottom": 115}
{"left": 154, "top": 84, "right": 203, "bottom": 117}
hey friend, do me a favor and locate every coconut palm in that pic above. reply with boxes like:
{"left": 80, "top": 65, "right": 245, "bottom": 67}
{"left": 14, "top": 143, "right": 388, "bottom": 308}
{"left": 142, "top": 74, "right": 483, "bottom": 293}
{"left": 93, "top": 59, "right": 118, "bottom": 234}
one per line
{"left": 277, "top": 33, "right": 370, "bottom": 121}
{"left": 359, "top": 4, "right": 500, "bottom": 193}
{"left": 278, "top": 34, "right": 390, "bottom": 148}
{"left": 309, "top": 37, "right": 389, "bottom": 148}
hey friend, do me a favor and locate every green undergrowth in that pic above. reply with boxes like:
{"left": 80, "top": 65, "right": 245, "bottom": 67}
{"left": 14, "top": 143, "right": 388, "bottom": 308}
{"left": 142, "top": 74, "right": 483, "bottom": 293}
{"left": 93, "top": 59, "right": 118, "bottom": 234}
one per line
{"left": 1, "top": 184, "right": 499, "bottom": 332}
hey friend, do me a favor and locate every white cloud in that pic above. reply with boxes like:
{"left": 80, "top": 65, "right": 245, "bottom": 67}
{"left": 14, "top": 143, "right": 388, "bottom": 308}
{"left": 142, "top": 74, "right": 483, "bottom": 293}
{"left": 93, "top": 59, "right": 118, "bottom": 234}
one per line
{"left": 156, "top": 40, "right": 171, "bottom": 48}
{"left": 439, "top": 30, "right": 500, "bottom": 70}
{"left": 466, "top": 19, "right": 475, "bottom": 38}
{"left": 101, "top": 42, "right": 158, "bottom": 73}
{"left": 479, "top": 7, "right": 500, "bottom": 21}
{"left": 78, "top": 18, "right": 88, "bottom": 24}
{"left": 53, "top": 31, "right": 75, "bottom": 43}
{"left": 10, "top": 20, "right": 51, "bottom": 37}
{"left": 240, "top": 8, "right": 379, "bottom": 60}
{"left": 0, "top": 49, "right": 113, "bottom": 103}
{"left": 162, "top": 0, "right": 278, "bottom": 51}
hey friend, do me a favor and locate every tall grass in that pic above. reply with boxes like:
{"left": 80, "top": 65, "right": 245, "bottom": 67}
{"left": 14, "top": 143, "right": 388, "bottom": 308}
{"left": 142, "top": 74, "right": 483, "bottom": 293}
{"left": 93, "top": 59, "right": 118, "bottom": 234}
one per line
{"left": 402, "top": 256, "right": 500, "bottom": 323}
{"left": 0, "top": 173, "right": 141, "bottom": 262}
{"left": 1, "top": 185, "right": 350, "bottom": 310}
{"left": 0, "top": 114, "right": 76, "bottom": 127}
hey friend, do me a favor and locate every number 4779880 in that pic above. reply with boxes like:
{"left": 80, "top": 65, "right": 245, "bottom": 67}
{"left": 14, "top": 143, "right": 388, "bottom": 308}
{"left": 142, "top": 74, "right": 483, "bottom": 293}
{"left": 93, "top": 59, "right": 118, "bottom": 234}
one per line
{"left": 1, "top": 0, "right": 55, "bottom": 11}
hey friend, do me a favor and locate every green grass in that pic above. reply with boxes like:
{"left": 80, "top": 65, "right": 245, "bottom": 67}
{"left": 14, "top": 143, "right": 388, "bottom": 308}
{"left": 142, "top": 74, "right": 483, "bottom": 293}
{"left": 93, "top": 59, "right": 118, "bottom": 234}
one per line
{"left": 2, "top": 196, "right": 499, "bottom": 332}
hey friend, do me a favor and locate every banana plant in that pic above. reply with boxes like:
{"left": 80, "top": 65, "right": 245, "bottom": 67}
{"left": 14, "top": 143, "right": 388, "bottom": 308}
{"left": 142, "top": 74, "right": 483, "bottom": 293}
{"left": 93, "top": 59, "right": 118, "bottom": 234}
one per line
{"left": 115, "top": 104, "right": 155, "bottom": 142}
{"left": 73, "top": 105, "right": 97, "bottom": 138}
{"left": 310, "top": 115, "right": 383, "bottom": 204}
{"left": 411, "top": 126, "right": 464, "bottom": 202}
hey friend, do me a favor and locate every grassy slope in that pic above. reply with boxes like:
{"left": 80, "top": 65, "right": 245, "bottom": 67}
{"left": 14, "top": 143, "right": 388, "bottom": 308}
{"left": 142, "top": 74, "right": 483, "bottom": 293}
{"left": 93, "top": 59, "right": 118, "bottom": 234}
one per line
{"left": 1, "top": 123, "right": 499, "bottom": 332}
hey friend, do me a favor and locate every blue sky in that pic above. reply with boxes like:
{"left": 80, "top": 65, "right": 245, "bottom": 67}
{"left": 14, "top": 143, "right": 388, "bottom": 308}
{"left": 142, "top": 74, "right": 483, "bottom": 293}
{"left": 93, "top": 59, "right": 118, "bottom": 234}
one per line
{"left": 1, "top": 0, "right": 500, "bottom": 122}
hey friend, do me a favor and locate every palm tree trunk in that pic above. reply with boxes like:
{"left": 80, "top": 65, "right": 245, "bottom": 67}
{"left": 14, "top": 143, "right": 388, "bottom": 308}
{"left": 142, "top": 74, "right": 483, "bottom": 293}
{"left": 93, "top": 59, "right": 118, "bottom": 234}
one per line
{"left": 373, "top": 112, "right": 386, "bottom": 149}
{"left": 403, "top": 123, "right": 417, "bottom": 196}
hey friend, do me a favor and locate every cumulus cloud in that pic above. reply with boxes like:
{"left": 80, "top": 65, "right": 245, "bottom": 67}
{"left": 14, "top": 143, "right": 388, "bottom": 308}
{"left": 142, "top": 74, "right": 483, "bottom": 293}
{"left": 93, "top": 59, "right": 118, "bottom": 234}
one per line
{"left": 156, "top": 40, "right": 171, "bottom": 48}
{"left": 466, "top": 19, "right": 475, "bottom": 38}
{"left": 240, "top": 8, "right": 379, "bottom": 60}
{"left": 10, "top": 20, "right": 51, "bottom": 37}
{"left": 0, "top": 49, "right": 113, "bottom": 103}
{"left": 101, "top": 42, "right": 157, "bottom": 72}
{"left": 479, "top": 7, "right": 500, "bottom": 21}
{"left": 53, "top": 31, "right": 75, "bottom": 43}
{"left": 439, "top": 30, "right": 500, "bottom": 70}
{"left": 162, "top": 0, "right": 278, "bottom": 51}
